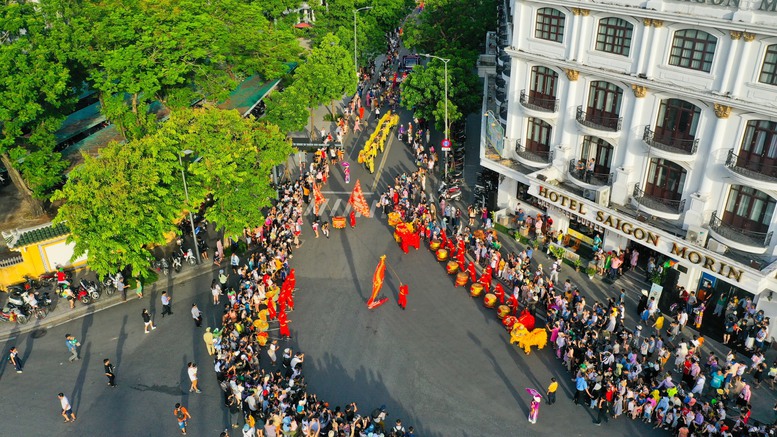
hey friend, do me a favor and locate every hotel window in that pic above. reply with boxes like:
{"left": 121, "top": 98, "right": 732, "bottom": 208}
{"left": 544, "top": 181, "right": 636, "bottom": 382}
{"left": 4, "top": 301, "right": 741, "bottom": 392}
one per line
{"left": 668, "top": 29, "right": 717, "bottom": 73}
{"left": 526, "top": 117, "right": 552, "bottom": 154}
{"left": 759, "top": 44, "right": 777, "bottom": 86}
{"left": 723, "top": 185, "right": 775, "bottom": 234}
{"left": 535, "top": 8, "right": 565, "bottom": 43}
{"left": 595, "top": 17, "right": 633, "bottom": 56}
{"left": 737, "top": 120, "right": 777, "bottom": 178}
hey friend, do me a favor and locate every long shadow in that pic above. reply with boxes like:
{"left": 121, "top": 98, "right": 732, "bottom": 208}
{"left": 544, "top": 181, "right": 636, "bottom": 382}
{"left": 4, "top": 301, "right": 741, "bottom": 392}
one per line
{"left": 21, "top": 317, "right": 41, "bottom": 365}
{"left": 0, "top": 323, "right": 21, "bottom": 380}
{"left": 70, "top": 342, "right": 91, "bottom": 415}
{"left": 305, "top": 351, "right": 443, "bottom": 437}
{"left": 115, "top": 314, "right": 128, "bottom": 368}
{"left": 338, "top": 226, "right": 365, "bottom": 300}
{"left": 80, "top": 305, "right": 94, "bottom": 344}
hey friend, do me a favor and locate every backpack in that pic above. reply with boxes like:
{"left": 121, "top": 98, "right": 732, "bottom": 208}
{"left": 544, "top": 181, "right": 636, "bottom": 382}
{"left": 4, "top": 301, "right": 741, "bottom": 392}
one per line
{"left": 176, "top": 408, "right": 185, "bottom": 420}
{"left": 392, "top": 426, "right": 406, "bottom": 437}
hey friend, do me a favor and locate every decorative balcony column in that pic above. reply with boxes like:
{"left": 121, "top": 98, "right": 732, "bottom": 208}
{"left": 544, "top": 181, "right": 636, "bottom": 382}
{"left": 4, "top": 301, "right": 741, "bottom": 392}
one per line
{"left": 693, "top": 113, "right": 730, "bottom": 201}
{"left": 610, "top": 167, "right": 632, "bottom": 205}
{"left": 644, "top": 20, "right": 665, "bottom": 79}
{"left": 635, "top": 19, "right": 654, "bottom": 74}
{"left": 684, "top": 192, "right": 709, "bottom": 229}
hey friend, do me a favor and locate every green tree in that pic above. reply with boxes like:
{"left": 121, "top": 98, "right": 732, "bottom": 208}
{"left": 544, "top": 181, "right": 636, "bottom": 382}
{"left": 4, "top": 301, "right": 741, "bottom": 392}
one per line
{"left": 264, "top": 85, "right": 311, "bottom": 134}
{"left": 52, "top": 135, "right": 182, "bottom": 280}
{"left": 67, "top": 0, "right": 300, "bottom": 141}
{"left": 159, "top": 108, "right": 294, "bottom": 238}
{"left": 0, "top": 0, "right": 77, "bottom": 215}
{"left": 294, "top": 33, "right": 356, "bottom": 134}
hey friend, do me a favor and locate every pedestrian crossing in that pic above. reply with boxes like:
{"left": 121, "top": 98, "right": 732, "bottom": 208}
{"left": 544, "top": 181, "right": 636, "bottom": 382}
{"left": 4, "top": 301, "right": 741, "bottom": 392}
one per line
{"left": 302, "top": 197, "right": 382, "bottom": 218}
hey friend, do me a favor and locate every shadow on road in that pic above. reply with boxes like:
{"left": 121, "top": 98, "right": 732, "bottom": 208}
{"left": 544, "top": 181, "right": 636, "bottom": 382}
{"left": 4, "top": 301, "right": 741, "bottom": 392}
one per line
{"left": 71, "top": 342, "right": 91, "bottom": 415}
{"left": 307, "top": 351, "right": 443, "bottom": 437}
{"left": 115, "top": 314, "right": 128, "bottom": 368}
{"left": 0, "top": 323, "right": 20, "bottom": 380}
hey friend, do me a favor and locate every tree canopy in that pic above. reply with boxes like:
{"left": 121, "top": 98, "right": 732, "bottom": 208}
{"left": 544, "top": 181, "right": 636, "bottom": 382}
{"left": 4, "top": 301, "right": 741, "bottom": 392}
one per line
{"left": 0, "top": 0, "right": 77, "bottom": 215}
{"left": 53, "top": 107, "right": 293, "bottom": 278}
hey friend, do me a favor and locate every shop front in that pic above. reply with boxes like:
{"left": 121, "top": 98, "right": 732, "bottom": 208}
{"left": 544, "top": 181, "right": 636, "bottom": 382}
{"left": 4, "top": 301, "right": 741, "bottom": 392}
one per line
{"left": 525, "top": 178, "right": 770, "bottom": 316}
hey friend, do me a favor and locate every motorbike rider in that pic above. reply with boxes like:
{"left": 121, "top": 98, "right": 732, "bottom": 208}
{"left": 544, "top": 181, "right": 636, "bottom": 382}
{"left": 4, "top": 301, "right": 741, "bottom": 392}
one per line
{"left": 22, "top": 291, "right": 38, "bottom": 310}
{"left": 56, "top": 267, "right": 70, "bottom": 290}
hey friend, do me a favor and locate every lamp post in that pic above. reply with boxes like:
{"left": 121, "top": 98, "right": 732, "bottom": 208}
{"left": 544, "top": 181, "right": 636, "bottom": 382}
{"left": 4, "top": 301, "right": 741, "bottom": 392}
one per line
{"left": 179, "top": 150, "right": 200, "bottom": 264}
{"left": 420, "top": 53, "right": 451, "bottom": 177}
{"left": 353, "top": 6, "right": 372, "bottom": 82}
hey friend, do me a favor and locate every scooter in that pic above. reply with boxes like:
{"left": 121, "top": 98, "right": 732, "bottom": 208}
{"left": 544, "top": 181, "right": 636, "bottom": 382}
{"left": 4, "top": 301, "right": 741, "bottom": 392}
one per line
{"left": 181, "top": 247, "right": 197, "bottom": 265}
{"left": 78, "top": 279, "right": 100, "bottom": 302}
{"left": 0, "top": 306, "right": 27, "bottom": 324}
{"left": 101, "top": 273, "right": 121, "bottom": 296}
{"left": 170, "top": 251, "right": 183, "bottom": 273}
{"left": 438, "top": 181, "right": 462, "bottom": 201}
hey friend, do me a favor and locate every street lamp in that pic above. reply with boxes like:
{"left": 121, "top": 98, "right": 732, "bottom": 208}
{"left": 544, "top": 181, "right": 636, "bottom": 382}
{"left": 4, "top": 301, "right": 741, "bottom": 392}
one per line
{"left": 179, "top": 149, "right": 200, "bottom": 264}
{"left": 419, "top": 53, "right": 451, "bottom": 177}
{"left": 353, "top": 6, "right": 372, "bottom": 82}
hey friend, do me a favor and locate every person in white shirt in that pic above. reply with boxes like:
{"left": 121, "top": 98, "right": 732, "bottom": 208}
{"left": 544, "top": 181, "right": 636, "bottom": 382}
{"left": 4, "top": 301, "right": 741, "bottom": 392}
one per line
{"left": 187, "top": 362, "right": 200, "bottom": 393}
{"left": 58, "top": 393, "right": 76, "bottom": 422}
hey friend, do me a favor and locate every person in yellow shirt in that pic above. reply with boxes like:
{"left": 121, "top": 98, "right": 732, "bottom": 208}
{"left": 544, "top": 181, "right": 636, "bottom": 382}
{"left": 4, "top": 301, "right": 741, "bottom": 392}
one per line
{"left": 652, "top": 312, "right": 665, "bottom": 336}
{"left": 547, "top": 377, "right": 558, "bottom": 405}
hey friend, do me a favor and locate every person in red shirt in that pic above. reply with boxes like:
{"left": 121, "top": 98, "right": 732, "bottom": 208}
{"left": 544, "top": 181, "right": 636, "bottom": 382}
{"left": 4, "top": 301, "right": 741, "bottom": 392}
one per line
{"left": 398, "top": 285, "right": 408, "bottom": 310}
{"left": 278, "top": 310, "right": 291, "bottom": 338}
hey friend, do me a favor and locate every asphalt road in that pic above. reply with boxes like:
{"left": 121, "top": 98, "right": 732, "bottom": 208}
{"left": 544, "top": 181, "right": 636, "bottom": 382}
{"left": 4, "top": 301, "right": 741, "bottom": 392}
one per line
{"left": 0, "top": 104, "right": 724, "bottom": 436}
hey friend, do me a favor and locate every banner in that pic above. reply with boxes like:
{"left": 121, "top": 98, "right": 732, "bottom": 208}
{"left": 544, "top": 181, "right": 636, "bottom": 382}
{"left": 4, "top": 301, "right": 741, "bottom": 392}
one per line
{"left": 348, "top": 180, "right": 370, "bottom": 217}
{"left": 367, "top": 255, "right": 389, "bottom": 309}
{"left": 313, "top": 183, "right": 326, "bottom": 215}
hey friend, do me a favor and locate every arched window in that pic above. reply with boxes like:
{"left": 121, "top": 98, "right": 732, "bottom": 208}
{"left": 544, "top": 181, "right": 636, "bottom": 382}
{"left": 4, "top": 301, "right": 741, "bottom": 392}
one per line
{"left": 595, "top": 17, "right": 634, "bottom": 56}
{"left": 724, "top": 185, "right": 776, "bottom": 234}
{"left": 669, "top": 29, "right": 717, "bottom": 72}
{"left": 526, "top": 118, "right": 552, "bottom": 154}
{"left": 535, "top": 8, "right": 565, "bottom": 43}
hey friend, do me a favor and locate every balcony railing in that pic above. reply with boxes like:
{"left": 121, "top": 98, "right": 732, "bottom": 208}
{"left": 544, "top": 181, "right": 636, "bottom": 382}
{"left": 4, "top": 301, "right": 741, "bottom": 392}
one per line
{"left": 520, "top": 90, "right": 558, "bottom": 113}
{"left": 643, "top": 127, "right": 699, "bottom": 155}
{"left": 576, "top": 106, "right": 622, "bottom": 132}
{"left": 709, "top": 210, "right": 772, "bottom": 248}
{"left": 515, "top": 140, "right": 553, "bottom": 163}
{"left": 725, "top": 149, "right": 777, "bottom": 183}
{"left": 568, "top": 159, "right": 613, "bottom": 186}
{"left": 632, "top": 184, "right": 685, "bottom": 215}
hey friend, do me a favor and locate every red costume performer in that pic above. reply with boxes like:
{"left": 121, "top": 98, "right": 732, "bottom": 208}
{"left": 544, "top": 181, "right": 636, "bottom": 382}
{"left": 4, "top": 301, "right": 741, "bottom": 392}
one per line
{"left": 278, "top": 310, "right": 291, "bottom": 338}
{"left": 398, "top": 285, "right": 409, "bottom": 310}
{"left": 494, "top": 283, "right": 506, "bottom": 304}
{"left": 507, "top": 294, "right": 519, "bottom": 315}
{"left": 349, "top": 210, "right": 356, "bottom": 228}
{"left": 267, "top": 298, "right": 277, "bottom": 320}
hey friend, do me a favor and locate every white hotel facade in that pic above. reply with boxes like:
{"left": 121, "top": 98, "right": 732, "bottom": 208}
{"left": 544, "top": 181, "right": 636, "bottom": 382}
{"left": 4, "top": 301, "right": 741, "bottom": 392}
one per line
{"left": 477, "top": 0, "right": 777, "bottom": 318}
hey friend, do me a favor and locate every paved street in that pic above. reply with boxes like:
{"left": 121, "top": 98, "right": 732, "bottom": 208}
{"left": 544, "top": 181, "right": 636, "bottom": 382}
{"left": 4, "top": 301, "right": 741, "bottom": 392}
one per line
{"left": 2, "top": 87, "right": 776, "bottom": 436}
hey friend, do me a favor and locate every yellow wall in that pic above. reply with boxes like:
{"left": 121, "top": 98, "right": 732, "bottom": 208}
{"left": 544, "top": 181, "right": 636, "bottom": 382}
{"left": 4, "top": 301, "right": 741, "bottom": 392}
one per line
{"left": 0, "top": 235, "right": 87, "bottom": 289}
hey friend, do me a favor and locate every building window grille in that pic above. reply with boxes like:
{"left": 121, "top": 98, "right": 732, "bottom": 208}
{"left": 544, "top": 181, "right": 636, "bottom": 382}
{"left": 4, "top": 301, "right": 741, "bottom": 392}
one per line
{"left": 668, "top": 29, "right": 717, "bottom": 73}
{"left": 535, "top": 8, "right": 565, "bottom": 43}
{"left": 595, "top": 17, "right": 633, "bottom": 56}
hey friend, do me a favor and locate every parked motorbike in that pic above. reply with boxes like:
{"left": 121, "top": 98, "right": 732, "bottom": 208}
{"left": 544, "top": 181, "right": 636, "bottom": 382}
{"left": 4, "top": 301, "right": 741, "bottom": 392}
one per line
{"left": 170, "top": 251, "right": 183, "bottom": 273}
{"left": 0, "top": 306, "right": 27, "bottom": 324}
{"left": 153, "top": 257, "right": 170, "bottom": 276}
{"left": 180, "top": 247, "right": 197, "bottom": 266}
{"left": 77, "top": 279, "right": 100, "bottom": 303}
{"left": 438, "top": 181, "right": 462, "bottom": 201}
{"left": 101, "top": 273, "right": 121, "bottom": 296}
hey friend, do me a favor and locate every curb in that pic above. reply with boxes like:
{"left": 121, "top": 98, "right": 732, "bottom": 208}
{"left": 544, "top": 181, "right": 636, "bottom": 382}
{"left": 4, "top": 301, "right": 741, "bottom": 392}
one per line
{"left": 0, "top": 263, "right": 219, "bottom": 342}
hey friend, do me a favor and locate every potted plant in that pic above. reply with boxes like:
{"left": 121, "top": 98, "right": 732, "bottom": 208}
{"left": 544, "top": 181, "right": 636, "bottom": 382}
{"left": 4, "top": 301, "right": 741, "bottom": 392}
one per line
{"left": 573, "top": 258, "right": 583, "bottom": 272}
{"left": 587, "top": 266, "right": 596, "bottom": 279}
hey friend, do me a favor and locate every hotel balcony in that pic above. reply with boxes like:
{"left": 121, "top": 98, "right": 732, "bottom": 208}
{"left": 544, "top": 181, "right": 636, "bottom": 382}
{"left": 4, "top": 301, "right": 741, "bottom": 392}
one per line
{"left": 642, "top": 127, "right": 699, "bottom": 162}
{"left": 575, "top": 106, "right": 622, "bottom": 137}
{"left": 567, "top": 159, "right": 613, "bottom": 189}
{"left": 515, "top": 139, "right": 553, "bottom": 168}
{"left": 631, "top": 184, "right": 685, "bottom": 220}
{"left": 708, "top": 210, "right": 772, "bottom": 255}
{"left": 725, "top": 149, "right": 777, "bottom": 191}
{"left": 519, "top": 90, "right": 559, "bottom": 119}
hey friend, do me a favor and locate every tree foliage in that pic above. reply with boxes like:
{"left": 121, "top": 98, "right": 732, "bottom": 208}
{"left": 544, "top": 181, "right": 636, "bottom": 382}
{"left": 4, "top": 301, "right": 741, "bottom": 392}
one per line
{"left": 66, "top": 0, "right": 301, "bottom": 141}
{"left": 0, "top": 0, "right": 77, "bottom": 213}
{"left": 52, "top": 134, "right": 182, "bottom": 280}
{"left": 263, "top": 85, "right": 310, "bottom": 134}
{"left": 53, "top": 107, "right": 293, "bottom": 277}
{"left": 401, "top": 0, "right": 496, "bottom": 127}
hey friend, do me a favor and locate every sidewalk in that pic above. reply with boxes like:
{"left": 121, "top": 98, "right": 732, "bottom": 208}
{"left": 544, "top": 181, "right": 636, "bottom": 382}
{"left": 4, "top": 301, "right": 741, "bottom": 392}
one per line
{"left": 453, "top": 219, "right": 777, "bottom": 425}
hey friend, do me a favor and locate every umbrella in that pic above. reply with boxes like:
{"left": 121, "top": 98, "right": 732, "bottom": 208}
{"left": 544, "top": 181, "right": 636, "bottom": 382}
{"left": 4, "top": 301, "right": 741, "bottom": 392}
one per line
{"left": 526, "top": 388, "right": 542, "bottom": 398}
{"left": 341, "top": 161, "right": 350, "bottom": 169}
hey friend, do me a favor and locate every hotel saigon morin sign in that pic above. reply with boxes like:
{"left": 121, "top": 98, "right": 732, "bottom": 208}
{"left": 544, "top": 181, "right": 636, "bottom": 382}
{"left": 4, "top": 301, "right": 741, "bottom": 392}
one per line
{"left": 536, "top": 186, "right": 745, "bottom": 282}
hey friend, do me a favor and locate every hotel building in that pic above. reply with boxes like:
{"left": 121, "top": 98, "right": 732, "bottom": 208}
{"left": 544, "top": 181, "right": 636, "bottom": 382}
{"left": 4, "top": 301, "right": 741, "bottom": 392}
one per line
{"left": 477, "top": 0, "right": 777, "bottom": 319}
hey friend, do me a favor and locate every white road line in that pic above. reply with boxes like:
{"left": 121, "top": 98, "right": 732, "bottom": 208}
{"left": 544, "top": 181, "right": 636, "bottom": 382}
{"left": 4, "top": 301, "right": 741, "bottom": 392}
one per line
{"left": 321, "top": 191, "right": 374, "bottom": 195}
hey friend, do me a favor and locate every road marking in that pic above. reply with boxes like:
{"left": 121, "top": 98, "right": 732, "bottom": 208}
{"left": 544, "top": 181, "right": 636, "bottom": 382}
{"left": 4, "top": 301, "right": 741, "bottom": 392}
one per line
{"left": 371, "top": 135, "right": 394, "bottom": 192}
{"left": 321, "top": 191, "right": 374, "bottom": 195}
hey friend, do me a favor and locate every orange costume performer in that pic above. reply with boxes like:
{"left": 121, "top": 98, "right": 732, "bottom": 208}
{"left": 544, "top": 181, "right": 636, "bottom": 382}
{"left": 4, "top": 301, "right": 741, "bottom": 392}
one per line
{"left": 398, "top": 285, "right": 408, "bottom": 310}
